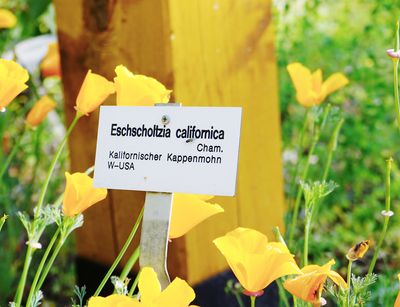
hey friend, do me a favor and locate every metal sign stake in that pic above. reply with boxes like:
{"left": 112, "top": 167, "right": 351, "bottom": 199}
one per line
{"left": 139, "top": 102, "right": 181, "bottom": 289}
{"left": 139, "top": 191, "right": 173, "bottom": 289}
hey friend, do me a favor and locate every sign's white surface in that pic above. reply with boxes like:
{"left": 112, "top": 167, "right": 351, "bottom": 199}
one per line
{"left": 94, "top": 106, "right": 242, "bottom": 196}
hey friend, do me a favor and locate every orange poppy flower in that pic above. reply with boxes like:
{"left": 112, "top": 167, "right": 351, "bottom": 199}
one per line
{"left": 284, "top": 259, "right": 347, "bottom": 306}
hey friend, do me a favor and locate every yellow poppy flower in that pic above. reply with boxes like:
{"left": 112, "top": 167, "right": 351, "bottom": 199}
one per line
{"left": 346, "top": 240, "right": 371, "bottom": 261}
{"left": 26, "top": 95, "right": 56, "bottom": 127}
{"left": 88, "top": 294, "right": 138, "bottom": 307}
{"left": 114, "top": 65, "right": 171, "bottom": 106}
{"left": 62, "top": 172, "right": 108, "bottom": 217}
{"left": 135, "top": 267, "right": 196, "bottom": 307}
{"left": 88, "top": 268, "right": 197, "bottom": 307}
{"left": 284, "top": 259, "right": 347, "bottom": 305}
{"left": 395, "top": 273, "right": 400, "bottom": 307}
{"left": 75, "top": 70, "right": 115, "bottom": 115}
{"left": 0, "top": 59, "right": 29, "bottom": 109}
{"left": 213, "top": 227, "right": 301, "bottom": 295}
{"left": 287, "top": 62, "right": 349, "bottom": 107}
{"left": 40, "top": 43, "right": 61, "bottom": 77}
{"left": 0, "top": 9, "right": 16, "bottom": 29}
{"left": 169, "top": 194, "right": 224, "bottom": 239}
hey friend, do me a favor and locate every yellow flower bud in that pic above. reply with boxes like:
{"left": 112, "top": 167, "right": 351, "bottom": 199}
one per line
{"left": 62, "top": 172, "right": 107, "bottom": 217}
{"left": 75, "top": 70, "right": 115, "bottom": 115}
{"left": 26, "top": 95, "right": 56, "bottom": 127}
{"left": 40, "top": 43, "right": 61, "bottom": 78}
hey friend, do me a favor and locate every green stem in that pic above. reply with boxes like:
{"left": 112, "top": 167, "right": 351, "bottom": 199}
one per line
{"left": 14, "top": 245, "right": 34, "bottom": 306}
{"left": 368, "top": 158, "right": 393, "bottom": 275}
{"left": 94, "top": 207, "right": 144, "bottom": 296}
{"left": 288, "top": 109, "right": 310, "bottom": 209}
{"left": 0, "top": 184, "right": 17, "bottom": 249}
{"left": 234, "top": 292, "right": 245, "bottom": 307}
{"left": 322, "top": 118, "right": 344, "bottom": 181}
{"left": 273, "top": 225, "right": 296, "bottom": 306}
{"left": 25, "top": 229, "right": 60, "bottom": 307}
{"left": 27, "top": 77, "right": 40, "bottom": 101}
{"left": 0, "top": 128, "right": 25, "bottom": 181}
{"left": 276, "top": 279, "right": 290, "bottom": 307}
{"left": 393, "top": 21, "right": 400, "bottom": 131}
{"left": 310, "top": 117, "right": 345, "bottom": 221}
{"left": 0, "top": 128, "right": 25, "bottom": 241}
{"left": 0, "top": 214, "right": 6, "bottom": 232}
{"left": 0, "top": 30, "right": 12, "bottom": 56}
{"left": 14, "top": 113, "right": 80, "bottom": 306}
{"left": 128, "top": 269, "right": 141, "bottom": 297}
{"left": 288, "top": 137, "right": 317, "bottom": 247}
{"left": 250, "top": 296, "right": 256, "bottom": 307}
{"left": 35, "top": 234, "right": 65, "bottom": 292}
{"left": 273, "top": 226, "right": 288, "bottom": 247}
{"left": 393, "top": 60, "right": 400, "bottom": 131}
{"left": 347, "top": 260, "right": 353, "bottom": 307}
{"left": 303, "top": 219, "right": 311, "bottom": 266}
{"left": 34, "top": 113, "right": 81, "bottom": 218}
{"left": 25, "top": 125, "right": 44, "bottom": 205}
{"left": 288, "top": 104, "right": 331, "bottom": 247}
{"left": 120, "top": 246, "right": 141, "bottom": 282}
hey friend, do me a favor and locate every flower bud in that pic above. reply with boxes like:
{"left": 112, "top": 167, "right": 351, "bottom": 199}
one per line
{"left": 40, "top": 43, "right": 61, "bottom": 77}
{"left": 26, "top": 96, "right": 56, "bottom": 127}
{"left": 75, "top": 70, "right": 115, "bottom": 116}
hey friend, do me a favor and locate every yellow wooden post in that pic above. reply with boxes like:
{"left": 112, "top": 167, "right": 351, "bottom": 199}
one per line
{"left": 169, "top": 0, "right": 284, "bottom": 284}
{"left": 54, "top": 0, "right": 284, "bottom": 284}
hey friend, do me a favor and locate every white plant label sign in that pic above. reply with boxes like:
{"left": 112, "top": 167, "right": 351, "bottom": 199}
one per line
{"left": 94, "top": 106, "right": 242, "bottom": 196}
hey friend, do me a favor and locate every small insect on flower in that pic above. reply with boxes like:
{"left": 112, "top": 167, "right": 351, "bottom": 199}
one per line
{"left": 346, "top": 240, "right": 371, "bottom": 261}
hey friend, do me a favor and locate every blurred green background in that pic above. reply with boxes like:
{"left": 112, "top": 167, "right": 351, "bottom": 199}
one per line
{"left": 276, "top": 1, "right": 400, "bottom": 305}
{"left": 0, "top": 0, "right": 71, "bottom": 304}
